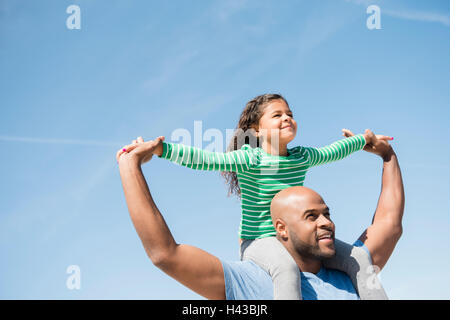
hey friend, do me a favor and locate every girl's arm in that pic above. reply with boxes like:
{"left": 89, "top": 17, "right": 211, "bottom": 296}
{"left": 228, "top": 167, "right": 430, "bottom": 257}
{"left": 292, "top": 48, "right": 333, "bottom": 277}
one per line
{"left": 157, "top": 142, "right": 257, "bottom": 173}
{"left": 303, "top": 134, "right": 367, "bottom": 168}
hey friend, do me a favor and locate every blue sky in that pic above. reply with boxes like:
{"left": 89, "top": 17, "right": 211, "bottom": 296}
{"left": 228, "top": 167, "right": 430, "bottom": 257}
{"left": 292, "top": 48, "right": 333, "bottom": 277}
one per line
{"left": 1, "top": 0, "right": 449, "bottom": 299}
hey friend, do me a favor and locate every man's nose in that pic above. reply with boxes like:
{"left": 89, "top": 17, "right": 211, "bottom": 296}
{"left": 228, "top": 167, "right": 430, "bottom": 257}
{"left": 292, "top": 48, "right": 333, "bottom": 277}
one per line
{"left": 317, "top": 214, "right": 333, "bottom": 229}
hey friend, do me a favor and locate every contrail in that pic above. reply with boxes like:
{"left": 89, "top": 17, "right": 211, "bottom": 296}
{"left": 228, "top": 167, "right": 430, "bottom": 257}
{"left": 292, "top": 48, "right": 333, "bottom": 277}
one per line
{"left": 383, "top": 9, "right": 450, "bottom": 27}
{"left": 346, "top": 0, "right": 450, "bottom": 28}
{"left": 0, "top": 135, "right": 121, "bottom": 147}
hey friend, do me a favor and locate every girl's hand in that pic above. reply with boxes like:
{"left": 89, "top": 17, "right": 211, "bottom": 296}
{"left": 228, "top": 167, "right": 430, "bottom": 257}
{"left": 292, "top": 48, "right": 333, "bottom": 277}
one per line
{"left": 116, "top": 136, "right": 165, "bottom": 165}
{"left": 342, "top": 129, "right": 394, "bottom": 160}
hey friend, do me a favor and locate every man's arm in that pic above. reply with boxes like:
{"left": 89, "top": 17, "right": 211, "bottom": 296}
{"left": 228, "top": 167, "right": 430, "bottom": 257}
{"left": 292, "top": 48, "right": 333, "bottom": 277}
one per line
{"left": 358, "top": 147, "right": 405, "bottom": 271}
{"left": 118, "top": 138, "right": 226, "bottom": 299}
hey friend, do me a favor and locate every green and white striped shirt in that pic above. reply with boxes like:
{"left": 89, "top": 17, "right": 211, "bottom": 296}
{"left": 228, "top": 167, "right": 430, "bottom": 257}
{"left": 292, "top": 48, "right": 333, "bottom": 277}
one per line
{"left": 160, "top": 134, "right": 366, "bottom": 239}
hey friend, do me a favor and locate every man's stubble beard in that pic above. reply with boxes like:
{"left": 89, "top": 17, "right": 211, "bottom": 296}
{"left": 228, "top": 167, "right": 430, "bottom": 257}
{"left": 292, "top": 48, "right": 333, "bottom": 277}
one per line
{"left": 289, "top": 229, "right": 336, "bottom": 261}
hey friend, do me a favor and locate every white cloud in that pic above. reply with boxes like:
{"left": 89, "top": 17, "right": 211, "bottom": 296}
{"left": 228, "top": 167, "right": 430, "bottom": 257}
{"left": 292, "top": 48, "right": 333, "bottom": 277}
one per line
{"left": 212, "top": 0, "right": 249, "bottom": 22}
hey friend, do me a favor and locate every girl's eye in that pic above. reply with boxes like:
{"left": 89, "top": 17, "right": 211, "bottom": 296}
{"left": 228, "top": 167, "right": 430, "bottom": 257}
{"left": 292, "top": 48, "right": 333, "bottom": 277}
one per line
{"left": 273, "top": 114, "right": 281, "bottom": 118}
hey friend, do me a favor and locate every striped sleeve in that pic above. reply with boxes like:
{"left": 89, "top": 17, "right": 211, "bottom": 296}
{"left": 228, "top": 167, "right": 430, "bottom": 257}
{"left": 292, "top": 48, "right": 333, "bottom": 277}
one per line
{"left": 159, "top": 142, "right": 257, "bottom": 173}
{"left": 304, "top": 134, "right": 367, "bottom": 168}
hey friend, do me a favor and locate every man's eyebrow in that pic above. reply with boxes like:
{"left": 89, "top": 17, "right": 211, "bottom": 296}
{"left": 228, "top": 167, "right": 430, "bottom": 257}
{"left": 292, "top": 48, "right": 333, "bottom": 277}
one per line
{"left": 302, "top": 209, "right": 316, "bottom": 217}
{"left": 303, "top": 207, "right": 330, "bottom": 217}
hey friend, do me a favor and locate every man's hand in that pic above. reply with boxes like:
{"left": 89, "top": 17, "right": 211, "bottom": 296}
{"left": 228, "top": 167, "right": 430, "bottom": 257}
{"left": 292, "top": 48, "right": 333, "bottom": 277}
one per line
{"left": 342, "top": 129, "right": 394, "bottom": 160}
{"left": 116, "top": 136, "right": 165, "bottom": 166}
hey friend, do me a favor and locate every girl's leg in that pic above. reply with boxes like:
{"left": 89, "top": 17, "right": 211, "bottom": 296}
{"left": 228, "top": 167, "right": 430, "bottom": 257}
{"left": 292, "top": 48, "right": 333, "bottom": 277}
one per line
{"left": 240, "top": 237, "right": 302, "bottom": 300}
{"left": 323, "top": 239, "right": 388, "bottom": 300}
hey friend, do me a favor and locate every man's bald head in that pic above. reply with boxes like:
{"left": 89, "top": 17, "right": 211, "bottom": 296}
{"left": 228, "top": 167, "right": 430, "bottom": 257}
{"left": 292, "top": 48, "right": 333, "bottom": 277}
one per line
{"left": 271, "top": 186, "right": 326, "bottom": 223}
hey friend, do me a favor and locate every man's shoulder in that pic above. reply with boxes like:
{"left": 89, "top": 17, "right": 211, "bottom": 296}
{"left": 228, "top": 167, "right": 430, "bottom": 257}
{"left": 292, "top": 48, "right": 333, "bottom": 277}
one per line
{"left": 302, "top": 268, "right": 359, "bottom": 300}
{"left": 221, "top": 260, "right": 273, "bottom": 300}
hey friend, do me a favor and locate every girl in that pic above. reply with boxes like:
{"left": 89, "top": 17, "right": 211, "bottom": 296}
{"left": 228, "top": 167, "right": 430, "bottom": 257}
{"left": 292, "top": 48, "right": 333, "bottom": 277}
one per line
{"left": 120, "top": 93, "right": 391, "bottom": 299}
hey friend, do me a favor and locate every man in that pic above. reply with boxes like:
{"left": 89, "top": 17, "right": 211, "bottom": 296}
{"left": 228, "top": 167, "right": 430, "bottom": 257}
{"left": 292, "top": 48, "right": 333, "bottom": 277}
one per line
{"left": 116, "top": 129, "right": 404, "bottom": 300}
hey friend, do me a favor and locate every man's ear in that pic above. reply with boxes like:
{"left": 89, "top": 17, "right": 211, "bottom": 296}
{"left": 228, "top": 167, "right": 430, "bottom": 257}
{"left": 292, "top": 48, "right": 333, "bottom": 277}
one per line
{"left": 275, "top": 218, "right": 288, "bottom": 240}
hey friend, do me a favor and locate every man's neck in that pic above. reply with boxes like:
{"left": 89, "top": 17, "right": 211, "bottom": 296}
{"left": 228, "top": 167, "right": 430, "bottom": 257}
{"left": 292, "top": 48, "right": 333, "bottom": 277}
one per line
{"left": 295, "top": 257, "right": 323, "bottom": 274}
{"left": 285, "top": 246, "right": 323, "bottom": 274}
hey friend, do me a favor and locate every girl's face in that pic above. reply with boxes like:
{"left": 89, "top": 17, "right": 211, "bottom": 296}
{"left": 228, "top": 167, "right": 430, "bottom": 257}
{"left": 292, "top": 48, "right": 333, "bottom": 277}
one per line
{"left": 256, "top": 99, "right": 297, "bottom": 145}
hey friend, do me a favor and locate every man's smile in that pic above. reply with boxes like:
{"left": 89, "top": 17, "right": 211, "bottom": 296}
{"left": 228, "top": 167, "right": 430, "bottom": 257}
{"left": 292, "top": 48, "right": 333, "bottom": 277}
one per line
{"left": 317, "top": 232, "right": 334, "bottom": 243}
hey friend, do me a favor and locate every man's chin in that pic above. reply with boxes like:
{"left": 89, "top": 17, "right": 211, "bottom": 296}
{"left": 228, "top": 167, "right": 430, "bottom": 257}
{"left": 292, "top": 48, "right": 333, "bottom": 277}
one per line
{"left": 318, "top": 240, "right": 336, "bottom": 258}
